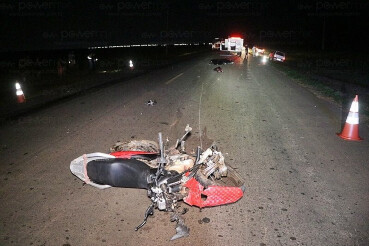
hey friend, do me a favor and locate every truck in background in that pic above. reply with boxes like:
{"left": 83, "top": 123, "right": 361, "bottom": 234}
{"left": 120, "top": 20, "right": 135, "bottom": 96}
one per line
{"left": 220, "top": 37, "right": 244, "bottom": 56}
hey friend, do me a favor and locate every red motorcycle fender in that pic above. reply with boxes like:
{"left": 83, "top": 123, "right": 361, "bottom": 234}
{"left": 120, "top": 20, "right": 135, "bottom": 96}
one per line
{"left": 183, "top": 178, "right": 244, "bottom": 208}
{"left": 110, "top": 151, "right": 157, "bottom": 159}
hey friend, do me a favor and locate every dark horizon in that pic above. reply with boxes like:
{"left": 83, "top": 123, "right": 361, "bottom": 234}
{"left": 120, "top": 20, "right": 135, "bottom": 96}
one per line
{"left": 1, "top": 0, "right": 368, "bottom": 52}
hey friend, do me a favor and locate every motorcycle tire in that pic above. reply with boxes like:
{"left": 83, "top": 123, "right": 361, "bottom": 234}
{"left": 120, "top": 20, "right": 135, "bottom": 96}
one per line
{"left": 110, "top": 140, "right": 159, "bottom": 153}
{"left": 195, "top": 166, "right": 245, "bottom": 192}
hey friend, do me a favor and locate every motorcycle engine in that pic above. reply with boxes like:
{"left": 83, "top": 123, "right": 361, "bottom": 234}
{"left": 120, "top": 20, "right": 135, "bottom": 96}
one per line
{"left": 148, "top": 171, "right": 184, "bottom": 211}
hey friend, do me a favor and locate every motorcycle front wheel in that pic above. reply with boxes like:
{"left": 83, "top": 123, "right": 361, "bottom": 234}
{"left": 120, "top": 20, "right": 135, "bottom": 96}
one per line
{"left": 195, "top": 166, "right": 245, "bottom": 192}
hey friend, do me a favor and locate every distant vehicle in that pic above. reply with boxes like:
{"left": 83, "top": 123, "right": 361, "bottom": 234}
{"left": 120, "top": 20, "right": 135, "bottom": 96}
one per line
{"left": 255, "top": 47, "right": 265, "bottom": 56}
{"left": 251, "top": 46, "right": 264, "bottom": 56}
{"left": 209, "top": 59, "right": 234, "bottom": 65}
{"left": 212, "top": 38, "right": 222, "bottom": 50}
{"left": 269, "top": 51, "right": 286, "bottom": 62}
{"left": 220, "top": 37, "right": 243, "bottom": 56}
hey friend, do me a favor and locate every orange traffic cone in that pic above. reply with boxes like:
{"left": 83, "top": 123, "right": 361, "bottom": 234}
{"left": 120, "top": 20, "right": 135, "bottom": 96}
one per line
{"left": 15, "top": 82, "right": 26, "bottom": 103}
{"left": 337, "top": 95, "right": 362, "bottom": 141}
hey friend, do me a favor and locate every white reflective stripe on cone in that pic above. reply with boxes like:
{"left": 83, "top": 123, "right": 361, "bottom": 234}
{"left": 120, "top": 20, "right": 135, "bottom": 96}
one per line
{"left": 16, "top": 89, "right": 24, "bottom": 96}
{"left": 349, "top": 101, "right": 359, "bottom": 113}
{"left": 346, "top": 112, "right": 359, "bottom": 125}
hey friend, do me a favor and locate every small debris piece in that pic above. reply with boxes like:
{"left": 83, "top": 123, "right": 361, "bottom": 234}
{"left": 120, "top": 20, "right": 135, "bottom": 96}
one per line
{"left": 213, "top": 67, "right": 223, "bottom": 73}
{"left": 170, "top": 213, "right": 190, "bottom": 240}
{"left": 146, "top": 100, "right": 157, "bottom": 106}
{"left": 202, "top": 217, "right": 210, "bottom": 223}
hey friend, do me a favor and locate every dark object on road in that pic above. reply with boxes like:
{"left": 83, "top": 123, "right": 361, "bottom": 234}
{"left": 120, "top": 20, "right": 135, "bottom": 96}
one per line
{"left": 202, "top": 217, "right": 211, "bottom": 223}
{"left": 214, "top": 66, "right": 223, "bottom": 73}
{"left": 209, "top": 59, "right": 234, "bottom": 65}
{"left": 146, "top": 99, "right": 157, "bottom": 106}
{"left": 70, "top": 125, "right": 245, "bottom": 240}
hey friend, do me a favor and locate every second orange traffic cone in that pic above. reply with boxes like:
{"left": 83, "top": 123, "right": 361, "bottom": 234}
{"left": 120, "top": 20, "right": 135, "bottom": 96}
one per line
{"left": 15, "top": 82, "right": 26, "bottom": 103}
{"left": 337, "top": 95, "right": 362, "bottom": 141}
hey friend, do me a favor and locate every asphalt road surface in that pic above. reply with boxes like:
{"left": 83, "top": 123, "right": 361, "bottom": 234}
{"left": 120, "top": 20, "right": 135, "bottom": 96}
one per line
{"left": 1, "top": 52, "right": 368, "bottom": 246}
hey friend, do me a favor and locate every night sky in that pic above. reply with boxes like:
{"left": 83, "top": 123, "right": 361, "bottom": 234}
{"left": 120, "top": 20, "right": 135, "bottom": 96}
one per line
{"left": 1, "top": 0, "right": 368, "bottom": 51}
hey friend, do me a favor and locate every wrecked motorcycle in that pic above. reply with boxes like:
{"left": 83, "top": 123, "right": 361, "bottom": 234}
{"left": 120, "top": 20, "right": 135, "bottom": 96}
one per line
{"left": 70, "top": 125, "right": 245, "bottom": 240}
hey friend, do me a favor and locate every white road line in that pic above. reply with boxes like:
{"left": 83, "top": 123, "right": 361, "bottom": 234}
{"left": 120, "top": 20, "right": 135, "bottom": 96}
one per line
{"left": 165, "top": 72, "right": 184, "bottom": 85}
{"left": 198, "top": 81, "right": 204, "bottom": 149}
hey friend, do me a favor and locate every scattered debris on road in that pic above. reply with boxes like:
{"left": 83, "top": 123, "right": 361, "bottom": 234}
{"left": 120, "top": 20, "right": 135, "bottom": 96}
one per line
{"left": 214, "top": 67, "right": 223, "bottom": 73}
{"left": 146, "top": 99, "right": 157, "bottom": 106}
{"left": 198, "top": 217, "right": 211, "bottom": 224}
